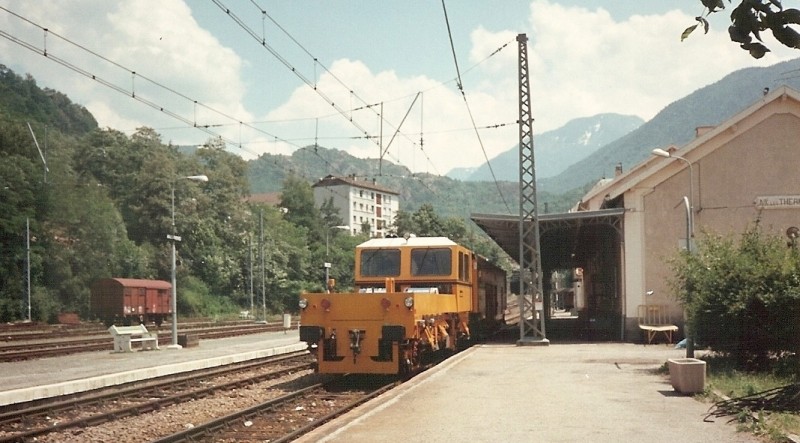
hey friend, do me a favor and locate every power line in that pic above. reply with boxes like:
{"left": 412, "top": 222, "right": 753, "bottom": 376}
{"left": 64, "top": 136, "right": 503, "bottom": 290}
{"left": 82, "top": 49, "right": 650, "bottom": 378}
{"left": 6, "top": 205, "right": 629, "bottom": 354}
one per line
{"left": 0, "top": 6, "right": 318, "bottom": 158}
{"left": 440, "top": 0, "right": 513, "bottom": 214}
{"left": 216, "top": 0, "right": 440, "bottom": 176}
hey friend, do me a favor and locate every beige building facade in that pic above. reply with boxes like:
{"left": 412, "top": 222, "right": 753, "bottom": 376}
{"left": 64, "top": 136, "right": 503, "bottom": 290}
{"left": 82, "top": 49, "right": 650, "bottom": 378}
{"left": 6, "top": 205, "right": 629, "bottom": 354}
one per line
{"left": 473, "top": 86, "right": 800, "bottom": 342}
{"left": 577, "top": 85, "right": 800, "bottom": 339}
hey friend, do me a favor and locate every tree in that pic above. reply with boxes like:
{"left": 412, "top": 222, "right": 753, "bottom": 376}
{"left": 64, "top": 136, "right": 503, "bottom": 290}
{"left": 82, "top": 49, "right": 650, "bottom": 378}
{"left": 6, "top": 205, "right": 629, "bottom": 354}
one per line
{"left": 320, "top": 196, "right": 343, "bottom": 228}
{"left": 668, "top": 224, "right": 800, "bottom": 369}
{"left": 686, "top": 1, "right": 800, "bottom": 58}
{"left": 279, "top": 175, "right": 321, "bottom": 238}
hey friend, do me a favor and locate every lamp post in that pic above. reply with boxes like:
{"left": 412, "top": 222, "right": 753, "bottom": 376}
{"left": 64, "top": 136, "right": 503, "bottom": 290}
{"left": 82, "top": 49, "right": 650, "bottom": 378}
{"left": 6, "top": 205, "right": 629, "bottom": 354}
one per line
{"left": 326, "top": 225, "right": 350, "bottom": 257}
{"left": 167, "top": 174, "right": 208, "bottom": 350}
{"left": 652, "top": 148, "right": 695, "bottom": 357}
{"left": 324, "top": 225, "right": 349, "bottom": 292}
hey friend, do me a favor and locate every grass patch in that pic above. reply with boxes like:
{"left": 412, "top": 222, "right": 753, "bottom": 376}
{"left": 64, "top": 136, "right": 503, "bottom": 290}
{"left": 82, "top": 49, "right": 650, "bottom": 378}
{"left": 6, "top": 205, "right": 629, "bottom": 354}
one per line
{"left": 702, "top": 353, "right": 800, "bottom": 442}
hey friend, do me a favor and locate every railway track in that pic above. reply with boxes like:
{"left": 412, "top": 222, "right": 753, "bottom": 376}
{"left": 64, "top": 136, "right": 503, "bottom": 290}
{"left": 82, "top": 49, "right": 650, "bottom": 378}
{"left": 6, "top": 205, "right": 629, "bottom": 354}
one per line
{"left": 153, "top": 375, "right": 400, "bottom": 443}
{"left": 0, "top": 319, "right": 288, "bottom": 342}
{"left": 0, "top": 351, "right": 315, "bottom": 443}
{"left": 0, "top": 322, "right": 294, "bottom": 362}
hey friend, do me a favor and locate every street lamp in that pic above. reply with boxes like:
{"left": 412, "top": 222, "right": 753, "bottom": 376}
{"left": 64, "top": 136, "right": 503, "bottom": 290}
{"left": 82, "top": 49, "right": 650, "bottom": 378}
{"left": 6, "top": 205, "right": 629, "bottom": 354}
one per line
{"left": 652, "top": 148, "right": 695, "bottom": 357}
{"left": 167, "top": 174, "right": 208, "bottom": 350}
{"left": 324, "top": 225, "right": 350, "bottom": 292}
{"left": 326, "top": 225, "right": 350, "bottom": 257}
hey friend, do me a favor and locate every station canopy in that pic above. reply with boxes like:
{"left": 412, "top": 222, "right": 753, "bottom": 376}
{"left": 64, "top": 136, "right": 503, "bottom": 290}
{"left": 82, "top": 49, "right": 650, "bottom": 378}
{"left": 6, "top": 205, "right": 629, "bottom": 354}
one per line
{"left": 470, "top": 208, "right": 625, "bottom": 264}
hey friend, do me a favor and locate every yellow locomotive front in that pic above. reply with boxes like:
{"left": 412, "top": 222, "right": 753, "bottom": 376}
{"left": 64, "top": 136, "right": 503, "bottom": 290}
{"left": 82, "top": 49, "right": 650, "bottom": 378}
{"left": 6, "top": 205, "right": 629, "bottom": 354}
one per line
{"left": 298, "top": 236, "right": 478, "bottom": 375}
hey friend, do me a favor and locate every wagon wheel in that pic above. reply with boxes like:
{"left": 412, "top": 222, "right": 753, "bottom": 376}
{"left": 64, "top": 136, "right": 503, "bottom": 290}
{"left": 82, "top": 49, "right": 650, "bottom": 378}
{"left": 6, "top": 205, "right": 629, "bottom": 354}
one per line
{"left": 399, "top": 340, "right": 422, "bottom": 376}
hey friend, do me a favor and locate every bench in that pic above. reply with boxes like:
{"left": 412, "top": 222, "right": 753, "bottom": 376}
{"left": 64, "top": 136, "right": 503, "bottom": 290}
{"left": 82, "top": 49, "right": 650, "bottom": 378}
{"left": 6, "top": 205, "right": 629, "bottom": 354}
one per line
{"left": 637, "top": 304, "right": 679, "bottom": 344}
{"left": 108, "top": 324, "right": 159, "bottom": 352}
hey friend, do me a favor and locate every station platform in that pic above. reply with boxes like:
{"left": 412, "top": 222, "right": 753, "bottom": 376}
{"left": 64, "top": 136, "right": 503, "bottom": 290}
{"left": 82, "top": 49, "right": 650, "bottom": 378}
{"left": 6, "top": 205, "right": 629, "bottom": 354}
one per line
{"left": 0, "top": 335, "right": 759, "bottom": 442}
{"left": 299, "top": 343, "right": 759, "bottom": 443}
{"left": 0, "top": 330, "right": 305, "bottom": 407}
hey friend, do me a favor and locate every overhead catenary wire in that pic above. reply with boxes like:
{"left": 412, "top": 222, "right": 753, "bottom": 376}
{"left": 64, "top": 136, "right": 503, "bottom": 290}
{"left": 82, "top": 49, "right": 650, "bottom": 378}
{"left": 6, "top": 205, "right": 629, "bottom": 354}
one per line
{"left": 213, "top": 0, "right": 440, "bottom": 192}
{"left": 440, "top": 0, "right": 513, "bottom": 214}
{"left": 223, "top": 0, "right": 441, "bottom": 175}
{"left": 0, "top": 9, "right": 427, "bottom": 205}
{"left": 21, "top": 0, "right": 514, "bottom": 161}
{"left": 0, "top": 10, "right": 359, "bottom": 190}
{"left": 3, "top": 4, "right": 514, "bottom": 201}
{"left": 0, "top": 28, "right": 245, "bottom": 153}
{"left": 0, "top": 6, "right": 314, "bottom": 158}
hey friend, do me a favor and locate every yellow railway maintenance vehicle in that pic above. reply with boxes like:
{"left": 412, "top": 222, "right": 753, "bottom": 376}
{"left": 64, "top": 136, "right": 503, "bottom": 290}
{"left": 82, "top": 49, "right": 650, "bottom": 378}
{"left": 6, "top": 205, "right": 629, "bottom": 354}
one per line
{"left": 299, "top": 236, "right": 505, "bottom": 375}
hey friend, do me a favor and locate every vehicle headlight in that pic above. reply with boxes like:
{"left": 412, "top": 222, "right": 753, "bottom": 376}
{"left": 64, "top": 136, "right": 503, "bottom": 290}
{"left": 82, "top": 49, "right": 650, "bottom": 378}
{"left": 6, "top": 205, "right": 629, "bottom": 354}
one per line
{"left": 404, "top": 296, "right": 414, "bottom": 309}
{"left": 298, "top": 298, "right": 308, "bottom": 309}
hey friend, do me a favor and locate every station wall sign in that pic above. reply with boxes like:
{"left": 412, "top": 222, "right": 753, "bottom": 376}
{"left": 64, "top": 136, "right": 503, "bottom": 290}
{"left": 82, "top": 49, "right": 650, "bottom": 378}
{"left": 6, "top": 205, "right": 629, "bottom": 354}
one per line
{"left": 755, "top": 195, "right": 800, "bottom": 209}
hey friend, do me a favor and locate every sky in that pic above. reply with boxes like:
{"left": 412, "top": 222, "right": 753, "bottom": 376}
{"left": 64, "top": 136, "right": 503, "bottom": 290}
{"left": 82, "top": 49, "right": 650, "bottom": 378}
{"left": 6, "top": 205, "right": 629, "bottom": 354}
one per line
{"left": 1, "top": 1, "right": 798, "bottom": 176}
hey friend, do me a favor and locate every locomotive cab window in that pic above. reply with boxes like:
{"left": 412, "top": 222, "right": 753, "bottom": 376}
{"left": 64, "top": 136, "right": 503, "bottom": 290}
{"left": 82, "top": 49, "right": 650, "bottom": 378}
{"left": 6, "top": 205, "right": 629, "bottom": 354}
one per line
{"left": 411, "top": 248, "right": 451, "bottom": 276}
{"left": 360, "top": 249, "right": 400, "bottom": 277}
{"left": 458, "top": 251, "right": 471, "bottom": 282}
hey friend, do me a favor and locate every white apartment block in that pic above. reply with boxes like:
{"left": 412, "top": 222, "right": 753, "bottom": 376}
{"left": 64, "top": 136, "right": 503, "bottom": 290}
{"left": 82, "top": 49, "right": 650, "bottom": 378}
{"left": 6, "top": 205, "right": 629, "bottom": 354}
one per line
{"left": 312, "top": 175, "right": 400, "bottom": 238}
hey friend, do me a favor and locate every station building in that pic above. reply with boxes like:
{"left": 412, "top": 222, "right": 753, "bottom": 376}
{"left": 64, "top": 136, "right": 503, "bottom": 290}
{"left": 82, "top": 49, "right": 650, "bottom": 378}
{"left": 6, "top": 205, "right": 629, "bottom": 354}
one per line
{"left": 472, "top": 85, "right": 800, "bottom": 342}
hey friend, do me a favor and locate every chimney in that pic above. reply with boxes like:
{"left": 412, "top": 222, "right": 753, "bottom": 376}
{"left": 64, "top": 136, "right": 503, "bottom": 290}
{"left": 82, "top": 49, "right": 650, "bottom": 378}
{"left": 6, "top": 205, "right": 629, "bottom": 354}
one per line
{"left": 695, "top": 126, "right": 714, "bottom": 138}
{"left": 614, "top": 162, "right": 623, "bottom": 177}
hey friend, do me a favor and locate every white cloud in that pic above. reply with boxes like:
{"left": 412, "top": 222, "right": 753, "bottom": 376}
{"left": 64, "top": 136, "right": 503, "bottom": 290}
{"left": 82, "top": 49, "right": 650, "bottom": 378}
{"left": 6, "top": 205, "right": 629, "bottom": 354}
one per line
{"left": 523, "top": 1, "right": 796, "bottom": 132}
{"left": 1, "top": 0, "right": 249, "bottom": 143}
{"left": 259, "top": 1, "right": 800, "bottom": 174}
{"left": 3, "top": 0, "right": 798, "bottom": 174}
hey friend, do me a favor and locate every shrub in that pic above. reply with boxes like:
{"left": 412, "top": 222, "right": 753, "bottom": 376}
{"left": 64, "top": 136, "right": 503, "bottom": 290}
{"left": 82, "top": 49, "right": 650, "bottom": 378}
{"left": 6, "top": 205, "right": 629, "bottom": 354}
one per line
{"left": 669, "top": 224, "right": 800, "bottom": 370}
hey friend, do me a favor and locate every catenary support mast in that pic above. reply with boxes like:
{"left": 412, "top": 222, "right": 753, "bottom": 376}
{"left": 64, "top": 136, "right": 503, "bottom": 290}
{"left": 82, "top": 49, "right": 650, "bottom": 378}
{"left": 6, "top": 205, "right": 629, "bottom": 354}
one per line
{"left": 517, "top": 33, "right": 548, "bottom": 345}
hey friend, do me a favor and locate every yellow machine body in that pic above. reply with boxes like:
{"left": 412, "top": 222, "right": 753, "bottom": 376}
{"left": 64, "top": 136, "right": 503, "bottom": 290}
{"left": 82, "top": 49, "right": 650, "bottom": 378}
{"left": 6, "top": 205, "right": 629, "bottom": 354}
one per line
{"left": 299, "top": 237, "right": 481, "bottom": 375}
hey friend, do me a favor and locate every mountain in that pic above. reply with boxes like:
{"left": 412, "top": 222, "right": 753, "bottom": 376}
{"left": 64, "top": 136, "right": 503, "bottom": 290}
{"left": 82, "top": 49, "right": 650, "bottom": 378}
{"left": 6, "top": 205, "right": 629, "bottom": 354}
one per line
{"left": 446, "top": 166, "right": 477, "bottom": 181}
{"left": 539, "top": 57, "right": 800, "bottom": 195}
{"left": 448, "top": 113, "right": 643, "bottom": 182}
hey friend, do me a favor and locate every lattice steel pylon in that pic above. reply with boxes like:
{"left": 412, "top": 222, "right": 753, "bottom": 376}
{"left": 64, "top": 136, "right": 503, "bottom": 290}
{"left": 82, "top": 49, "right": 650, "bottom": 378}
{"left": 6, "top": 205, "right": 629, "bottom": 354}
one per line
{"left": 516, "top": 33, "right": 548, "bottom": 346}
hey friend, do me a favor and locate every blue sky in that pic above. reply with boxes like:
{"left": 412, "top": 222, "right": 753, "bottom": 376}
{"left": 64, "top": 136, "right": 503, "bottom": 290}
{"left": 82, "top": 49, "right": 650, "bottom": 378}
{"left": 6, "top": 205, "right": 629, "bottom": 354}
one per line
{"left": 2, "top": 1, "right": 797, "bottom": 175}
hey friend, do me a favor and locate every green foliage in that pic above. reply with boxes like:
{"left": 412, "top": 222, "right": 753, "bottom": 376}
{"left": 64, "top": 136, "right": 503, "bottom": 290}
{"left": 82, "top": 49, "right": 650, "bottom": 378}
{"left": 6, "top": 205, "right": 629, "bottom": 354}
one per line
{"left": 685, "top": 1, "right": 800, "bottom": 59}
{"left": 177, "top": 275, "right": 237, "bottom": 317}
{"left": 0, "top": 65, "right": 97, "bottom": 135}
{"left": 0, "top": 65, "right": 511, "bottom": 324}
{"left": 31, "top": 286, "right": 62, "bottom": 323}
{"left": 669, "top": 224, "right": 800, "bottom": 370}
{"left": 280, "top": 174, "right": 322, "bottom": 236}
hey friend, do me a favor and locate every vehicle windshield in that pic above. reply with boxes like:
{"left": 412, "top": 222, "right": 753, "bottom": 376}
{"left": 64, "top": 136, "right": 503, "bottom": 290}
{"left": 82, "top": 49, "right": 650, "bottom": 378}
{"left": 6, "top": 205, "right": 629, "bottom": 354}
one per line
{"left": 360, "top": 248, "right": 401, "bottom": 277}
{"left": 411, "top": 248, "right": 451, "bottom": 276}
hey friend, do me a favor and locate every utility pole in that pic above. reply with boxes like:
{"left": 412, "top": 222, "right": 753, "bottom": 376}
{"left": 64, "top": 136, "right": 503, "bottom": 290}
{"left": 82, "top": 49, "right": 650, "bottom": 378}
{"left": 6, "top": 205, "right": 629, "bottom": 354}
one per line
{"left": 516, "top": 33, "right": 547, "bottom": 346}
{"left": 249, "top": 234, "right": 254, "bottom": 317}
{"left": 259, "top": 209, "right": 267, "bottom": 323}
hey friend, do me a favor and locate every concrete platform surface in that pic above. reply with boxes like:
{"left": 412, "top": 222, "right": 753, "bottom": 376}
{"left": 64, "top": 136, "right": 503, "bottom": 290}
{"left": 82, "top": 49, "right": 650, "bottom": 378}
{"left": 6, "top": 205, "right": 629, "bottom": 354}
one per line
{"left": 299, "top": 343, "right": 759, "bottom": 443}
{"left": 0, "top": 330, "right": 304, "bottom": 406}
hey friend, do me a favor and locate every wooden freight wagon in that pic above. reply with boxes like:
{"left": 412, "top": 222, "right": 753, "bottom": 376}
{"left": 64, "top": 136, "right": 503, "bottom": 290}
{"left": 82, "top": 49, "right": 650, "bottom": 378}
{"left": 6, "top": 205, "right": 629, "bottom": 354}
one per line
{"left": 90, "top": 278, "right": 171, "bottom": 327}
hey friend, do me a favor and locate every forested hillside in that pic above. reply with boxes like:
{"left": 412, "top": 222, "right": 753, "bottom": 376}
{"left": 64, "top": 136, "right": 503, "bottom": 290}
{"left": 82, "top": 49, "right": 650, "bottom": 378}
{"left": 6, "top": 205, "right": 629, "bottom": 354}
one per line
{"left": 540, "top": 57, "right": 800, "bottom": 195}
{"left": 248, "top": 146, "right": 585, "bottom": 217}
{"left": 0, "top": 66, "right": 507, "bottom": 323}
{"left": 0, "top": 66, "right": 322, "bottom": 323}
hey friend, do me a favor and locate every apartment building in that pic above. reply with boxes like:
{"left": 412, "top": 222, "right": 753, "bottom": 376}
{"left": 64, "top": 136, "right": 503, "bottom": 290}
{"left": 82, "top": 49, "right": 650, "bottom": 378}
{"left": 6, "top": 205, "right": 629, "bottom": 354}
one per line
{"left": 312, "top": 175, "right": 400, "bottom": 238}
